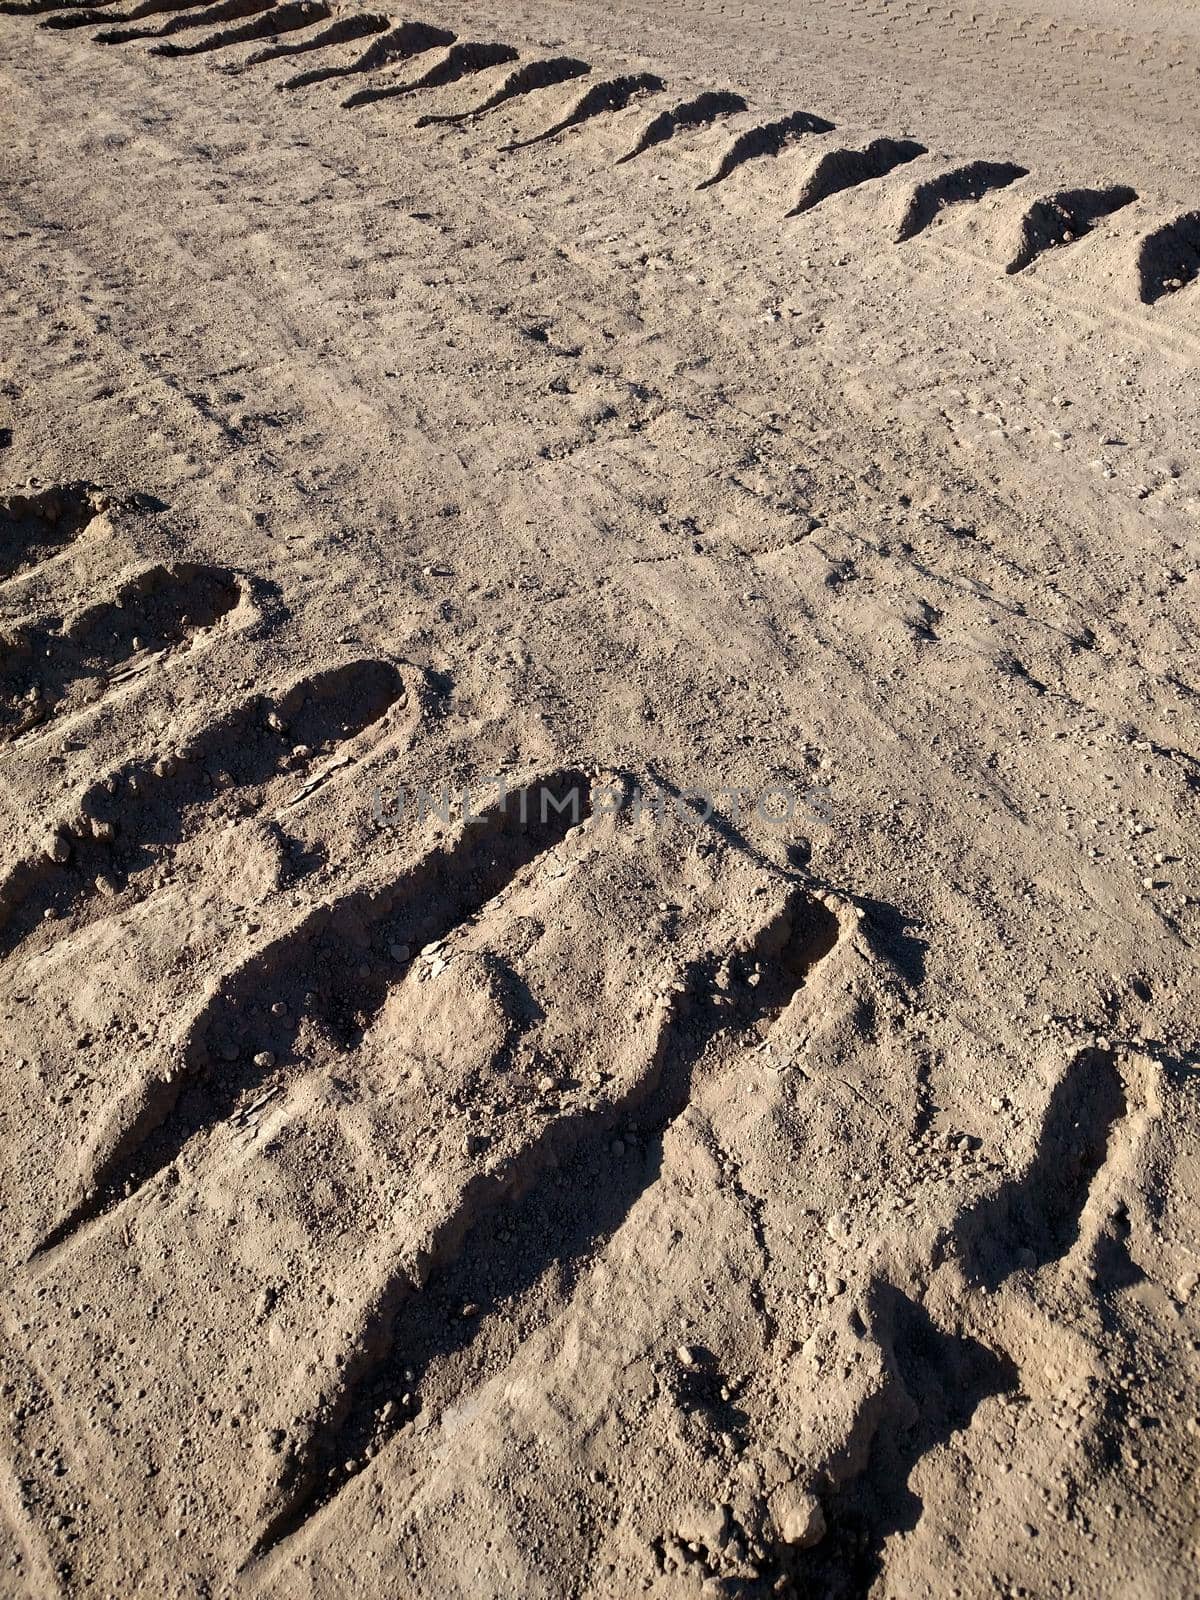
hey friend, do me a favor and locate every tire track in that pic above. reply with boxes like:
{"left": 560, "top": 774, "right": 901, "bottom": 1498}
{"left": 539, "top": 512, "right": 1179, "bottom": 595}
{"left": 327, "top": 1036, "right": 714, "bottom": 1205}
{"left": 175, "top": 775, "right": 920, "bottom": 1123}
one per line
{"left": 251, "top": 877, "right": 840, "bottom": 1559}
{"left": 696, "top": 109, "right": 835, "bottom": 191}
{"left": 152, "top": 0, "right": 328, "bottom": 57}
{"left": 280, "top": 20, "right": 454, "bottom": 92}
{"left": 96, "top": 0, "right": 274, "bottom": 46}
{"left": 1135, "top": 210, "right": 1200, "bottom": 304}
{"left": 616, "top": 88, "right": 747, "bottom": 165}
{"left": 500, "top": 72, "right": 666, "bottom": 151}
{"left": 787, "top": 137, "right": 927, "bottom": 215}
{"left": 0, "top": 561, "right": 240, "bottom": 741}
{"left": 240, "top": 10, "right": 386, "bottom": 69}
{"left": 4, "top": 3, "right": 1163, "bottom": 320}
{"left": 955, "top": 1046, "right": 1128, "bottom": 1289}
{"left": 1005, "top": 184, "right": 1138, "bottom": 273}
{"left": 33, "top": 767, "right": 588, "bottom": 1256}
{"left": 0, "top": 657, "right": 409, "bottom": 962}
{"left": 41, "top": 0, "right": 212, "bottom": 31}
{"left": 894, "top": 158, "right": 1028, "bottom": 241}
{"left": 415, "top": 56, "right": 591, "bottom": 128}
{"left": 798, "top": 1046, "right": 1133, "bottom": 1586}
{"left": 0, "top": 0, "right": 117, "bottom": 14}
{"left": 342, "top": 39, "right": 518, "bottom": 111}
{"left": 0, "top": 482, "right": 116, "bottom": 582}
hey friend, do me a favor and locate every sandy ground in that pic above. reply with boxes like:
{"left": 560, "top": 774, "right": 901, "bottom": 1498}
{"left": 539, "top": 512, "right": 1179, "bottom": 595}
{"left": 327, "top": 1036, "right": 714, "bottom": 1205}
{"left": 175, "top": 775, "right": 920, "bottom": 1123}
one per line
{"left": 1, "top": 0, "right": 1199, "bottom": 1593}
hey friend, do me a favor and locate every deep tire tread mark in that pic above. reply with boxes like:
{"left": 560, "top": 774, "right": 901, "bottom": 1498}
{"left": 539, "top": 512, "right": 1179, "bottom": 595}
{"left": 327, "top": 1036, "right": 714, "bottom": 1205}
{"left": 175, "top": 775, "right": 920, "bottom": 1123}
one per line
{"left": 252, "top": 887, "right": 840, "bottom": 1556}
{"left": 151, "top": 0, "right": 328, "bottom": 57}
{"left": 0, "top": 561, "right": 240, "bottom": 741}
{"left": 787, "top": 137, "right": 927, "bottom": 216}
{"left": 343, "top": 39, "right": 519, "bottom": 110}
{"left": 239, "top": 10, "right": 387, "bottom": 69}
{"left": 800, "top": 1285, "right": 1017, "bottom": 1590}
{"left": 0, "top": 0, "right": 115, "bottom": 14}
{"left": 96, "top": 0, "right": 271, "bottom": 44}
{"left": 500, "top": 73, "right": 666, "bottom": 152}
{"left": 799, "top": 1052, "right": 1127, "bottom": 1582}
{"left": 0, "top": 658, "right": 407, "bottom": 961}
{"left": 35, "top": 768, "right": 591, "bottom": 1256}
{"left": 95, "top": 0, "right": 266, "bottom": 43}
{"left": 696, "top": 109, "right": 834, "bottom": 191}
{"left": 616, "top": 89, "right": 747, "bottom": 165}
{"left": 41, "top": 0, "right": 213, "bottom": 31}
{"left": 415, "top": 56, "right": 591, "bottom": 128}
{"left": 894, "top": 158, "right": 1028, "bottom": 242}
{"left": 1005, "top": 184, "right": 1138, "bottom": 274}
{"left": 280, "top": 20, "right": 454, "bottom": 92}
{"left": 956, "top": 1047, "right": 1127, "bottom": 1289}
{"left": 0, "top": 482, "right": 111, "bottom": 581}
{"left": 1135, "top": 210, "right": 1200, "bottom": 304}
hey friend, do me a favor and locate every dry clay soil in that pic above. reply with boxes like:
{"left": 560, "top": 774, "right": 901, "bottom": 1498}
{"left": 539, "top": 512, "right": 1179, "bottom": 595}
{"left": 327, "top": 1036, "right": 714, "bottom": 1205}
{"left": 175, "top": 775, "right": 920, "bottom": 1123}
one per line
{"left": 1, "top": 0, "right": 1199, "bottom": 1594}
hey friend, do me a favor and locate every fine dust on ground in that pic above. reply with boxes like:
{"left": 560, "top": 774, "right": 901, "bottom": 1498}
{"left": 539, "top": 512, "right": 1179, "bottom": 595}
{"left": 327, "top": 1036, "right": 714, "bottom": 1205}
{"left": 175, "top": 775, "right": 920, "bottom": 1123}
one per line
{"left": 0, "top": 0, "right": 1198, "bottom": 1595}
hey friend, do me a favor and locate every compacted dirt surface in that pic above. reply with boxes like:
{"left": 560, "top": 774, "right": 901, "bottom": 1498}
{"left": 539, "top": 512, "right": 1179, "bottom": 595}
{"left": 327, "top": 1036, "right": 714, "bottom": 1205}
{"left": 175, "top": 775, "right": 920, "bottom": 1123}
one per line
{"left": 1, "top": 0, "right": 1199, "bottom": 1594}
